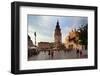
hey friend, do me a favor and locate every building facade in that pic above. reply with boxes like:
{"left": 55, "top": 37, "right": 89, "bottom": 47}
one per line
{"left": 28, "top": 35, "right": 34, "bottom": 47}
{"left": 64, "top": 29, "right": 84, "bottom": 50}
{"left": 54, "top": 20, "right": 62, "bottom": 49}
{"left": 38, "top": 42, "right": 51, "bottom": 49}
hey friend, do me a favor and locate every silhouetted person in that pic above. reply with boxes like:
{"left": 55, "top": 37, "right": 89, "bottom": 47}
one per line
{"left": 51, "top": 51, "right": 54, "bottom": 59}
{"left": 48, "top": 50, "right": 50, "bottom": 55}
{"left": 76, "top": 49, "right": 79, "bottom": 54}
{"left": 80, "top": 51, "right": 82, "bottom": 56}
{"left": 76, "top": 49, "right": 80, "bottom": 58}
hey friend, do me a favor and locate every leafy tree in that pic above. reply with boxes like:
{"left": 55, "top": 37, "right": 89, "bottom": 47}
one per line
{"left": 78, "top": 24, "right": 88, "bottom": 49}
{"left": 61, "top": 43, "right": 66, "bottom": 49}
{"left": 49, "top": 43, "right": 54, "bottom": 49}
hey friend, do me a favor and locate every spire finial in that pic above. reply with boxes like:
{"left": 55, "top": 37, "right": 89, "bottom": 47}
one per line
{"left": 56, "top": 19, "right": 60, "bottom": 30}
{"left": 57, "top": 19, "right": 59, "bottom": 25}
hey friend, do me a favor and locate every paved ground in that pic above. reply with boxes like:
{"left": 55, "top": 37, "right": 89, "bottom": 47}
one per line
{"left": 28, "top": 50, "right": 87, "bottom": 61}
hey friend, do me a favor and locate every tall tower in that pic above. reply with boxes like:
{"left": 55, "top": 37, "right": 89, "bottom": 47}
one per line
{"left": 54, "top": 20, "right": 62, "bottom": 49}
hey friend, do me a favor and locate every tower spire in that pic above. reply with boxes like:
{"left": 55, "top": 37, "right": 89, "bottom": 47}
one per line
{"left": 57, "top": 19, "right": 59, "bottom": 25}
{"left": 56, "top": 20, "right": 60, "bottom": 29}
{"left": 54, "top": 20, "right": 62, "bottom": 49}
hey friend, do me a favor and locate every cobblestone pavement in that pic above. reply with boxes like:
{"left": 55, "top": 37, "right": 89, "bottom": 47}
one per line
{"left": 28, "top": 50, "right": 87, "bottom": 61}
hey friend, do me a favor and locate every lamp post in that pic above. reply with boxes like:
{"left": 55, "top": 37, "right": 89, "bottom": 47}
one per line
{"left": 34, "top": 32, "right": 36, "bottom": 47}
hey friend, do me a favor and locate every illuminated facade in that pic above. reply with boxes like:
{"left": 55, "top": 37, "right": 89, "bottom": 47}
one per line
{"left": 64, "top": 29, "right": 84, "bottom": 50}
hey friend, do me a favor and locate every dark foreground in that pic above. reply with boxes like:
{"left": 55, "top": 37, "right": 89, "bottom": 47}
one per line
{"left": 28, "top": 50, "right": 87, "bottom": 61}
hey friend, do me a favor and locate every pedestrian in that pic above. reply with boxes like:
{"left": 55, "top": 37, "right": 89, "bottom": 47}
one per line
{"left": 76, "top": 49, "right": 79, "bottom": 54}
{"left": 51, "top": 51, "right": 54, "bottom": 58}
{"left": 48, "top": 50, "right": 50, "bottom": 55}
{"left": 80, "top": 51, "right": 82, "bottom": 56}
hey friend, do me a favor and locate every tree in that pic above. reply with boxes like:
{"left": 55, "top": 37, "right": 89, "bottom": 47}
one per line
{"left": 61, "top": 43, "right": 66, "bottom": 49}
{"left": 78, "top": 24, "right": 88, "bottom": 49}
{"left": 49, "top": 43, "right": 54, "bottom": 49}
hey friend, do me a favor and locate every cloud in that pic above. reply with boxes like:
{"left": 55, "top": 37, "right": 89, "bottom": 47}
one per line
{"left": 28, "top": 15, "right": 88, "bottom": 44}
{"left": 28, "top": 24, "right": 54, "bottom": 45}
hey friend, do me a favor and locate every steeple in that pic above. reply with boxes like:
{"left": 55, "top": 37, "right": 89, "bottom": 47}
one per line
{"left": 56, "top": 20, "right": 60, "bottom": 30}
{"left": 57, "top": 20, "right": 59, "bottom": 25}
{"left": 54, "top": 20, "right": 62, "bottom": 49}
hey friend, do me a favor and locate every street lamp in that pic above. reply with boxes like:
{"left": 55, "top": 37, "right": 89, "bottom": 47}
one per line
{"left": 34, "top": 32, "right": 36, "bottom": 47}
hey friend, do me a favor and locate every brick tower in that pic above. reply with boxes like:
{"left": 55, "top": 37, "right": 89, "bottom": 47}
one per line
{"left": 54, "top": 20, "right": 62, "bottom": 49}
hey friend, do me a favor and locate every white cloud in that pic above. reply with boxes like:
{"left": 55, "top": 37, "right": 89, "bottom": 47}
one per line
{"left": 28, "top": 15, "right": 87, "bottom": 44}
{"left": 28, "top": 24, "right": 54, "bottom": 45}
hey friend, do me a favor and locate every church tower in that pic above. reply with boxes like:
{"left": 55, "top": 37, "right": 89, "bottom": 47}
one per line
{"left": 54, "top": 20, "right": 62, "bottom": 49}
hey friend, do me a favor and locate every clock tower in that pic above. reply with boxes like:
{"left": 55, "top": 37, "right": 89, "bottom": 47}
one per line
{"left": 54, "top": 20, "right": 62, "bottom": 49}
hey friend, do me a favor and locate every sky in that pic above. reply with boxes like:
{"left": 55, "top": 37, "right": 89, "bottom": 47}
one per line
{"left": 28, "top": 15, "right": 88, "bottom": 45}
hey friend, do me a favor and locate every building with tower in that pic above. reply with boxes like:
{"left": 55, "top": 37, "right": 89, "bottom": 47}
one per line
{"left": 54, "top": 20, "right": 62, "bottom": 49}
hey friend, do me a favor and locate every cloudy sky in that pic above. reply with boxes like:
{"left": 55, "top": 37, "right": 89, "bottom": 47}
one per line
{"left": 28, "top": 15, "right": 88, "bottom": 45}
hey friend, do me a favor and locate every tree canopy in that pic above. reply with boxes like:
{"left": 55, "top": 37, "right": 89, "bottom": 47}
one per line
{"left": 78, "top": 24, "right": 88, "bottom": 49}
